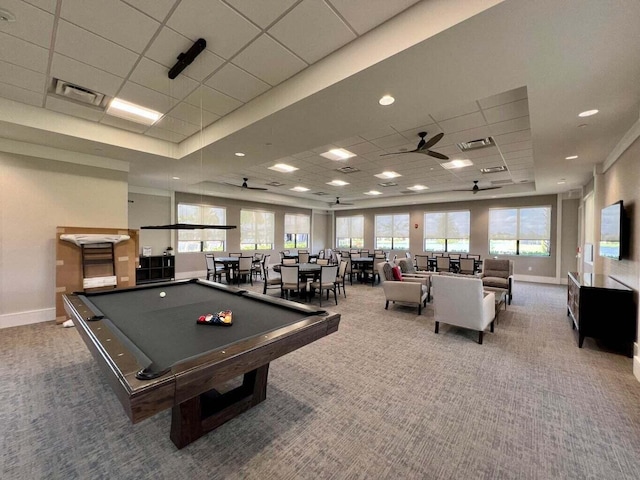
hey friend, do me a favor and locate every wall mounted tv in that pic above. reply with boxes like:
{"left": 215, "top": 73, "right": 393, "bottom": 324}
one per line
{"left": 598, "top": 201, "right": 625, "bottom": 260}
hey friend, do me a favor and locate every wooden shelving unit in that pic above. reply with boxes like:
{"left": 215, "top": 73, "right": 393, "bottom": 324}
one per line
{"left": 136, "top": 255, "right": 175, "bottom": 284}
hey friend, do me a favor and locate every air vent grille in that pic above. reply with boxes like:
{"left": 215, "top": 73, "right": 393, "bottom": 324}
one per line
{"left": 266, "top": 181, "right": 284, "bottom": 187}
{"left": 480, "top": 165, "right": 507, "bottom": 174}
{"left": 336, "top": 166, "right": 360, "bottom": 173}
{"left": 378, "top": 181, "right": 398, "bottom": 187}
{"left": 313, "top": 192, "right": 328, "bottom": 196}
{"left": 457, "top": 136, "right": 495, "bottom": 152}
{"left": 54, "top": 79, "right": 105, "bottom": 106}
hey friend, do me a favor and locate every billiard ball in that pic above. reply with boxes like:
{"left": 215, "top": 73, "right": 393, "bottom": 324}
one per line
{"left": 159, "top": 291, "right": 166, "bottom": 298}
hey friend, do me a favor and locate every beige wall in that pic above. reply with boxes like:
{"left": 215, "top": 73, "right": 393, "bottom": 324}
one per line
{"left": 336, "top": 194, "right": 561, "bottom": 278}
{"left": 128, "top": 192, "right": 172, "bottom": 256}
{"left": 0, "top": 152, "right": 128, "bottom": 327}
{"left": 561, "top": 198, "right": 580, "bottom": 277}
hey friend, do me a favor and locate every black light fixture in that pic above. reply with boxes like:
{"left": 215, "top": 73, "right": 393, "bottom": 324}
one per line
{"left": 141, "top": 224, "right": 236, "bottom": 230}
{"left": 168, "top": 38, "right": 207, "bottom": 79}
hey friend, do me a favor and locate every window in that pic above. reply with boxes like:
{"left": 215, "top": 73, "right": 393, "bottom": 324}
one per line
{"left": 424, "top": 211, "right": 470, "bottom": 252}
{"left": 375, "top": 214, "right": 409, "bottom": 250}
{"left": 177, "top": 203, "right": 227, "bottom": 253}
{"left": 488, "top": 206, "right": 551, "bottom": 256}
{"left": 240, "top": 209, "right": 274, "bottom": 250}
{"left": 284, "top": 214, "right": 310, "bottom": 249}
{"left": 336, "top": 216, "right": 364, "bottom": 249}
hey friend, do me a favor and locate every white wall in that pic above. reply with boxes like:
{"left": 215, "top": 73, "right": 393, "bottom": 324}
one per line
{"left": 0, "top": 152, "right": 128, "bottom": 328}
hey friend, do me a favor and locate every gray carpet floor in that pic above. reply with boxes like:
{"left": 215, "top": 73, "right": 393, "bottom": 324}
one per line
{"left": 2, "top": 280, "right": 640, "bottom": 480}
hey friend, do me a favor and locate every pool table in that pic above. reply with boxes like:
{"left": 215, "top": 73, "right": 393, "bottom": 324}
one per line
{"left": 63, "top": 279, "right": 340, "bottom": 449}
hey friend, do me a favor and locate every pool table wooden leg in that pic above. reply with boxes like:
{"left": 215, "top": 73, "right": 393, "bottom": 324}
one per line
{"left": 170, "top": 364, "right": 270, "bottom": 449}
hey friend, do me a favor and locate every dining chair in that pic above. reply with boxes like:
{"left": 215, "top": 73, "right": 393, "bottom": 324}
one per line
{"left": 415, "top": 254, "right": 430, "bottom": 271}
{"left": 237, "top": 256, "right": 254, "bottom": 285}
{"left": 316, "top": 258, "right": 329, "bottom": 265}
{"left": 229, "top": 252, "right": 242, "bottom": 257}
{"left": 458, "top": 257, "right": 476, "bottom": 275}
{"left": 213, "top": 257, "right": 231, "bottom": 283}
{"left": 309, "top": 265, "right": 339, "bottom": 307}
{"left": 436, "top": 256, "right": 452, "bottom": 272}
{"left": 334, "top": 260, "right": 348, "bottom": 298}
{"left": 298, "top": 252, "right": 310, "bottom": 263}
{"left": 280, "top": 265, "right": 305, "bottom": 301}
{"left": 261, "top": 256, "right": 281, "bottom": 295}
{"left": 282, "top": 258, "right": 297, "bottom": 265}
{"left": 205, "top": 254, "right": 216, "bottom": 281}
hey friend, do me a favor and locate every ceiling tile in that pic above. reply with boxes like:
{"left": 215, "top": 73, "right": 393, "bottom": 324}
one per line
{"left": 430, "top": 101, "right": 480, "bottom": 122}
{"left": 488, "top": 115, "right": 530, "bottom": 136}
{"left": 232, "top": 34, "right": 307, "bottom": 86}
{"left": 225, "top": 0, "right": 297, "bottom": 28}
{"left": 482, "top": 98, "right": 529, "bottom": 124}
{"left": 478, "top": 86, "right": 527, "bottom": 109}
{"left": 50, "top": 53, "right": 124, "bottom": 97}
{"left": 493, "top": 129, "right": 531, "bottom": 146}
{"left": 118, "top": 81, "right": 178, "bottom": 113}
{"left": 55, "top": 21, "right": 139, "bottom": 78}
{"left": 130, "top": 58, "right": 199, "bottom": 99}
{"left": 45, "top": 95, "right": 104, "bottom": 121}
{"left": 437, "top": 111, "right": 486, "bottom": 134}
{"left": 100, "top": 114, "right": 149, "bottom": 133}
{"left": 499, "top": 140, "right": 532, "bottom": 153}
{"left": 0, "top": 0, "right": 54, "bottom": 48}
{"left": 23, "top": 0, "right": 57, "bottom": 13}
{"left": 167, "top": 0, "right": 260, "bottom": 60}
{"left": 0, "top": 60, "right": 46, "bottom": 93}
{"left": 61, "top": 0, "right": 160, "bottom": 53}
{"left": 269, "top": 0, "right": 356, "bottom": 64}
{"left": 167, "top": 102, "right": 219, "bottom": 127}
{"left": 184, "top": 85, "right": 242, "bottom": 116}
{"left": 333, "top": 136, "right": 367, "bottom": 147}
{"left": 0, "top": 32, "right": 48, "bottom": 73}
{"left": 503, "top": 149, "right": 533, "bottom": 160}
{"left": 0, "top": 82, "right": 43, "bottom": 107}
{"left": 205, "top": 63, "right": 270, "bottom": 103}
{"left": 154, "top": 115, "right": 201, "bottom": 136}
{"left": 329, "top": 0, "right": 421, "bottom": 35}
{"left": 444, "top": 126, "right": 492, "bottom": 145}
{"left": 358, "top": 125, "right": 397, "bottom": 140}
{"left": 371, "top": 133, "right": 409, "bottom": 149}
{"left": 124, "top": 0, "right": 179, "bottom": 22}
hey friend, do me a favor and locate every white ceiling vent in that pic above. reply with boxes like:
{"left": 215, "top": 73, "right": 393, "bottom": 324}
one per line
{"left": 55, "top": 80, "right": 105, "bottom": 106}
{"left": 457, "top": 136, "right": 495, "bottom": 152}
{"left": 480, "top": 165, "right": 508, "bottom": 174}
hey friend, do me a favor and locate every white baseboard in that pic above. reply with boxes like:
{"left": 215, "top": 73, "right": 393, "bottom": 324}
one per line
{"left": 634, "top": 356, "right": 640, "bottom": 383}
{"left": 175, "top": 270, "right": 206, "bottom": 280}
{"left": 0, "top": 308, "right": 56, "bottom": 329}
{"left": 513, "top": 274, "right": 563, "bottom": 284}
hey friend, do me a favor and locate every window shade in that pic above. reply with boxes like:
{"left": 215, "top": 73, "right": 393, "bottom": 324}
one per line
{"left": 284, "top": 214, "right": 310, "bottom": 234}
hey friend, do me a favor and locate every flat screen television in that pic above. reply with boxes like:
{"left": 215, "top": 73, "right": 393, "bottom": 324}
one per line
{"left": 598, "top": 201, "right": 625, "bottom": 260}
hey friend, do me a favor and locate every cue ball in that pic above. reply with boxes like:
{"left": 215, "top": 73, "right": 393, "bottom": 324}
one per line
{"left": 159, "top": 291, "right": 166, "bottom": 298}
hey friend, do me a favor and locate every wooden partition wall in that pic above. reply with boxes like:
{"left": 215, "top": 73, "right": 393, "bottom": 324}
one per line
{"left": 55, "top": 226, "right": 139, "bottom": 324}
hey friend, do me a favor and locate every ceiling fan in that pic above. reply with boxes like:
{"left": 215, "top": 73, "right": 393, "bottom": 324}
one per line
{"left": 224, "top": 177, "right": 268, "bottom": 191}
{"left": 380, "top": 132, "right": 449, "bottom": 160}
{"left": 455, "top": 180, "right": 502, "bottom": 194}
{"left": 329, "top": 197, "right": 354, "bottom": 206}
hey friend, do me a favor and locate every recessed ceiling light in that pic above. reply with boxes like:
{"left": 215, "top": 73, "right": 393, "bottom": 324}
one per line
{"left": 268, "top": 163, "right": 298, "bottom": 173}
{"left": 234, "top": 152, "right": 245, "bottom": 157}
{"left": 557, "top": 180, "right": 566, "bottom": 185}
{"left": 290, "top": 186, "right": 310, "bottom": 192}
{"left": 565, "top": 155, "right": 578, "bottom": 160}
{"left": 0, "top": 8, "right": 16, "bottom": 22}
{"left": 364, "top": 190, "right": 383, "bottom": 196}
{"left": 326, "top": 180, "right": 349, "bottom": 186}
{"left": 172, "top": 176, "right": 180, "bottom": 180}
{"left": 578, "top": 109, "right": 599, "bottom": 117}
{"left": 374, "top": 171, "right": 401, "bottom": 179}
{"left": 407, "top": 185, "right": 429, "bottom": 191}
{"left": 320, "top": 148, "right": 356, "bottom": 161}
{"left": 106, "top": 98, "right": 162, "bottom": 125}
{"left": 441, "top": 159, "right": 473, "bottom": 169}
{"left": 378, "top": 95, "right": 395, "bottom": 106}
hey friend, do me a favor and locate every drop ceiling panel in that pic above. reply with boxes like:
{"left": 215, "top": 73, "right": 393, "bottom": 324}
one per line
{"left": 145, "top": 125, "right": 188, "bottom": 143}
{"left": 329, "top": 0, "right": 421, "bottom": 35}
{"left": 184, "top": 85, "right": 243, "bottom": 116}
{"left": 488, "top": 115, "right": 530, "bottom": 136}
{"left": 493, "top": 129, "right": 531, "bottom": 146}
{"left": 232, "top": 34, "right": 307, "bottom": 86}
{"left": 499, "top": 140, "right": 533, "bottom": 153}
{"left": 168, "top": 101, "right": 219, "bottom": 127}
{"left": 0, "top": 32, "right": 48, "bottom": 73}
{"left": 430, "top": 101, "right": 479, "bottom": 122}
{"left": 437, "top": 111, "right": 486, "bottom": 134}
{"left": 130, "top": 58, "right": 199, "bottom": 99}
{"left": 269, "top": 0, "right": 356, "bottom": 64}
{"left": 482, "top": 98, "right": 529, "bottom": 124}
{"left": 205, "top": 63, "right": 270, "bottom": 103}
{"left": 503, "top": 149, "right": 533, "bottom": 160}
{"left": 124, "top": 0, "right": 179, "bottom": 22}
{"left": 0, "top": 82, "right": 43, "bottom": 106}
{"left": 154, "top": 115, "right": 200, "bottom": 136}
{"left": 333, "top": 136, "right": 367, "bottom": 148}
{"left": 118, "top": 81, "right": 178, "bottom": 113}
{"left": 478, "top": 86, "right": 527, "bottom": 109}
{"left": 0, "top": 0, "right": 54, "bottom": 48}
{"left": 23, "top": 0, "right": 57, "bottom": 13}
{"left": 444, "top": 126, "right": 493, "bottom": 145}
{"left": 55, "top": 21, "right": 139, "bottom": 78}
{"left": 225, "top": 0, "right": 298, "bottom": 29}
{"left": 45, "top": 95, "right": 104, "bottom": 121}
{"left": 0, "top": 61, "right": 45, "bottom": 93}
{"left": 61, "top": 0, "right": 160, "bottom": 53}
{"left": 100, "top": 114, "right": 149, "bottom": 133}
{"left": 50, "top": 53, "right": 124, "bottom": 97}
{"left": 371, "top": 133, "right": 410, "bottom": 149}
{"left": 167, "top": 0, "right": 260, "bottom": 60}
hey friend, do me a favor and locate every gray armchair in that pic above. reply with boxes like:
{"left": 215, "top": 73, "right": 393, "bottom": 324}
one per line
{"left": 479, "top": 259, "right": 514, "bottom": 304}
{"left": 377, "top": 262, "right": 429, "bottom": 315}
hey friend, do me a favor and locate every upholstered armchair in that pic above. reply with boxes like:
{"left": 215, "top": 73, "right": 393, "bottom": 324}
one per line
{"left": 479, "top": 259, "right": 514, "bottom": 304}
{"left": 432, "top": 275, "right": 496, "bottom": 344}
{"left": 396, "top": 258, "right": 431, "bottom": 302}
{"left": 377, "top": 262, "right": 429, "bottom": 315}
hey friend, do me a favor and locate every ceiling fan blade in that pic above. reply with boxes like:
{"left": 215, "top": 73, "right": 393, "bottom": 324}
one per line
{"left": 246, "top": 185, "right": 268, "bottom": 191}
{"left": 426, "top": 150, "right": 449, "bottom": 160}
{"left": 380, "top": 150, "right": 411, "bottom": 156}
{"left": 422, "top": 132, "right": 444, "bottom": 150}
{"left": 478, "top": 186, "right": 502, "bottom": 191}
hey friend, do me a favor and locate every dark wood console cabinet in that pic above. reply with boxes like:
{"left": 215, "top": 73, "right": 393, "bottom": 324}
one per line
{"left": 136, "top": 255, "right": 175, "bottom": 284}
{"left": 567, "top": 272, "right": 635, "bottom": 357}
